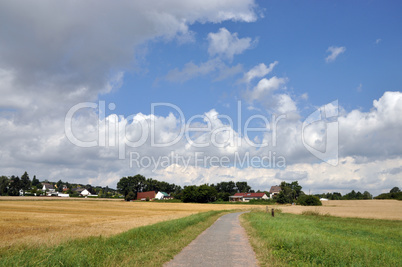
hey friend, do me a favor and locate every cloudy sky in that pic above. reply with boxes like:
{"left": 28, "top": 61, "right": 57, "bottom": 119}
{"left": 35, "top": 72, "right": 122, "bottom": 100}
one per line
{"left": 1, "top": 0, "right": 401, "bottom": 195}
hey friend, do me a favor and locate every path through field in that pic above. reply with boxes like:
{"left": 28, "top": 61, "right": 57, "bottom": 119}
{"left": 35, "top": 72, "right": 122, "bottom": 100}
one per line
{"left": 164, "top": 212, "right": 258, "bottom": 267}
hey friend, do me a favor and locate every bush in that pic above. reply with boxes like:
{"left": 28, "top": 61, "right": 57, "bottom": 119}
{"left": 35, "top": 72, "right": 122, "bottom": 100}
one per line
{"left": 125, "top": 191, "right": 136, "bottom": 201}
{"left": 297, "top": 195, "right": 322, "bottom": 206}
{"left": 181, "top": 184, "right": 217, "bottom": 203}
{"left": 374, "top": 191, "right": 402, "bottom": 200}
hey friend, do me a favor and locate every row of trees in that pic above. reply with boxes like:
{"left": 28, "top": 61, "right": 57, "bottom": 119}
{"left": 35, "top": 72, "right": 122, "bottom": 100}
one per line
{"left": 116, "top": 174, "right": 256, "bottom": 202}
{"left": 2, "top": 171, "right": 399, "bottom": 203}
{"left": 0, "top": 172, "right": 119, "bottom": 198}
{"left": 178, "top": 181, "right": 254, "bottom": 203}
{"left": 116, "top": 174, "right": 401, "bottom": 205}
{"left": 117, "top": 174, "right": 182, "bottom": 201}
{"left": 315, "top": 190, "right": 373, "bottom": 200}
{"left": 210, "top": 181, "right": 253, "bottom": 201}
{"left": 180, "top": 185, "right": 217, "bottom": 203}
{"left": 374, "top": 187, "right": 402, "bottom": 200}
{"left": 0, "top": 172, "right": 36, "bottom": 196}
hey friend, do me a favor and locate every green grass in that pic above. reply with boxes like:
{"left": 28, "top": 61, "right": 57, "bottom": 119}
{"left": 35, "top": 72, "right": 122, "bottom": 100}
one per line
{"left": 242, "top": 211, "right": 402, "bottom": 266}
{"left": 0, "top": 210, "right": 226, "bottom": 267}
{"left": 213, "top": 199, "right": 276, "bottom": 205}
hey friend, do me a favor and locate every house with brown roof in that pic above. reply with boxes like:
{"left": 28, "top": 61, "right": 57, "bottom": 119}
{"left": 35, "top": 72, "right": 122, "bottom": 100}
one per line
{"left": 269, "top": 185, "right": 281, "bottom": 198}
{"left": 136, "top": 191, "right": 156, "bottom": 201}
{"left": 42, "top": 183, "right": 56, "bottom": 196}
{"left": 229, "top": 192, "right": 268, "bottom": 202}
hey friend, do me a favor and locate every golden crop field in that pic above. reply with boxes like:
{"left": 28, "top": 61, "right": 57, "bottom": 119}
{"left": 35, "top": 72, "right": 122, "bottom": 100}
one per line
{"left": 276, "top": 199, "right": 402, "bottom": 220}
{"left": 0, "top": 197, "right": 400, "bottom": 251}
{"left": 0, "top": 197, "right": 253, "bottom": 250}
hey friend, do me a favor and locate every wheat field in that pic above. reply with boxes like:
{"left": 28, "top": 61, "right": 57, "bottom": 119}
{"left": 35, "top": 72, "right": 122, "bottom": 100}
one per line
{"left": 0, "top": 197, "right": 400, "bottom": 251}
{"left": 0, "top": 198, "right": 252, "bottom": 250}
{"left": 276, "top": 199, "right": 402, "bottom": 220}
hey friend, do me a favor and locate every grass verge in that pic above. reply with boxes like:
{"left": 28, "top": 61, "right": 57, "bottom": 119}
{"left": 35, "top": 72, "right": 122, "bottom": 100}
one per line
{"left": 213, "top": 199, "right": 277, "bottom": 205}
{"left": 0, "top": 210, "right": 226, "bottom": 266}
{"left": 241, "top": 211, "right": 402, "bottom": 266}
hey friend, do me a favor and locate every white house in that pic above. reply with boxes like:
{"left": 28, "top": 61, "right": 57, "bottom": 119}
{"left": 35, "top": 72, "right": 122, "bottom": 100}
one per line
{"left": 155, "top": 191, "right": 170, "bottom": 200}
{"left": 42, "top": 183, "right": 56, "bottom": 196}
{"left": 79, "top": 189, "right": 98, "bottom": 197}
{"left": 229, "top": 192, "right": 269, "bottom": 202}
{"left": 80, "top": 189, "right": 90, "bottom": 196}
{"left": 269, "top": 185, "right": 281, "bottom": 199}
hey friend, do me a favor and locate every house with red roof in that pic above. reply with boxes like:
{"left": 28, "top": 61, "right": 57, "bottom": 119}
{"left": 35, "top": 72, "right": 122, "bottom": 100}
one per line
{"left": 229, "top": 192, "right": 268, "bottom": 202}
{"left": 136, "top": 191, "right": 156, "bottom": 201}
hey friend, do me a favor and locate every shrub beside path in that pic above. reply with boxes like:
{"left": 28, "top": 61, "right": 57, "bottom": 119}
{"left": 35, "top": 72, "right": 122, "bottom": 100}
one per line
{"left": 164, "top": 211, "right": 258, "bottom": 267}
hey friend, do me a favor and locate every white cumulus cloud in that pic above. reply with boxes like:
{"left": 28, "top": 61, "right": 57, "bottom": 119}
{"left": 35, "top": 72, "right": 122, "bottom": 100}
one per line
{"left": 207, "top": 28, "right": 255, "bottom": 60}
{"left": 242, "top": 61, "right": 278, "bottom": 83}
{"left": 325, "top": 46, "right": 346, "bottom": 63}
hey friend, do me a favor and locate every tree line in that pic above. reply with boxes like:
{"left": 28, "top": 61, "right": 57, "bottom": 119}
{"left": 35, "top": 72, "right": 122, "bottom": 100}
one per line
{"left": 315, "top": 190, "right": 373, "bottom": 200}
{"left": 116, "top": 174, "right": 255, "bottom": 202}
{"left": 117, "top": 174, "right": 182, "bottom": 201}
{"left": 0, "top": 172, "right": 119, "bottom": 197}
{"left": 0, "top": 172, "right": 35, "bottom": 196}
{"left": 2, "top": 171, "right": 399, "bottom": 203}
{"left": 374, "top": 187, "right": 402, "bottom": 200}
{"left": 180, "top": 181, "right": 253, "bottom": 203}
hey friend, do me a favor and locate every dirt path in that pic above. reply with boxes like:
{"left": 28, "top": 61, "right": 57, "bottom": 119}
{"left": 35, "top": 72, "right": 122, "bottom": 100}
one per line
{"left": 164, "top": 211, "right": 258, "bottom": 267}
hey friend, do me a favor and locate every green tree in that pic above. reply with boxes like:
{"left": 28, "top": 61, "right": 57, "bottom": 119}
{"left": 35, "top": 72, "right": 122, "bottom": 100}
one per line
{"left": 181, "top": 184, "right": 217, "bottom": 203}
{"left": 362, "top": 191, "right": 372, "bottom": 199}
{"left": 32, "top": 175, "right": 40, "bottom": 187}
{"left": 297, "top": 195, "right": 322, "bottom": 206}
{"left": 277, "top": 181, "right": 303, "bottom": 203}
{"left": 181, "top": 185, "right": 198, "bottom": 203}
{"left": 276, "top": 191, "right": 290, "bottom": 204}
{"left": 236, "top": 181, "right": 251, "bottom": 193}
{"left": 212, "top": 181, "right": 237, "bottom": 195}
{"left": 197, "top": 184, "right": 217, "bottom": 203}
{"left": 390, "top": 187, "right": 400, "bottom": 193}
{"left": 125, "top": 191, "right": 136, "bottom": 201}
{"left": 217, "top": 192, "right": 231, "bottom": 201}
{"left": 117, "top": 174, "right": 147, "bottom": 198}
{"left": 8, "top": 176, "right": 21, "bottom": 196}
{"left": 20, "top": 171, "right": 31, "bottom": 195}
{"left": 0, "top": 176, "right": 9, "bottom": 196}
{"left": 56, "top": 180, "right": 63, "bottom": 192}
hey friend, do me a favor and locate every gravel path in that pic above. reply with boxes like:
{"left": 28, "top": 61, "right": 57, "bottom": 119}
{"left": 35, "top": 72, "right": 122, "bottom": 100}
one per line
{"left": 164, "top": 211, "right": 258, "bottom": 267}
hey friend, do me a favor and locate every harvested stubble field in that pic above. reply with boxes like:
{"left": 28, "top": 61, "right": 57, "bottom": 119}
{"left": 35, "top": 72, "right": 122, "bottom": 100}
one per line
{"left": 0, "top": 197, "right": 253, "bottom": 250}
{"left": 275, "top": 199, "right": 402, "bottom": 220}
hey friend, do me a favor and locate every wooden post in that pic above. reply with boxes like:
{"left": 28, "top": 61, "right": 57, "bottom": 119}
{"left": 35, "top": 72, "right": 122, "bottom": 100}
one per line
{"left": 266, "top": 206, "right": 268, "bottom": 213}
{"left": 271, "top": 208, "right": 275, "bottom": 217}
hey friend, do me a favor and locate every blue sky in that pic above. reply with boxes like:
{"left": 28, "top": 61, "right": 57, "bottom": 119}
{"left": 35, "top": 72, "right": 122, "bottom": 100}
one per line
{"left": 0, "top": 0, "right": 401, "bottom": 195}
{"left": 103, "top": 0, "right": 402, "bottom": 118}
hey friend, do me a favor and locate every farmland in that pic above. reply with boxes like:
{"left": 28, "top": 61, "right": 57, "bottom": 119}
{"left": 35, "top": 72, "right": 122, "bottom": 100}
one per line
{"left": 0, "top": 197, "right": 400, "bottom": 254}
{"left": 0, "top": 197, "right": 252, "bottom": 251}
{"left": 0, "top": 210, "right": 227, "bottom": 266}
{"left": 275, "top": 199, "right": 402, "bottom": 220}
